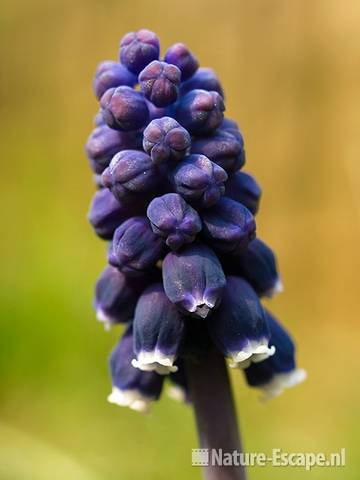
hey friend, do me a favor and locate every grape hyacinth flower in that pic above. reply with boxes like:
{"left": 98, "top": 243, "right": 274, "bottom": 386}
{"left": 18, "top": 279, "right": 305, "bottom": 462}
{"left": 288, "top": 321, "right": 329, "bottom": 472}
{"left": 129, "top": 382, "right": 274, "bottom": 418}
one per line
{"left": 132, "top": 283, "right": 185, "bottom": 374}
{"left": 244, "top": 310, "right": 306, "bottom": 401}
{"left": 147, "top": 193, "right": 202, "bottom": 250}
{"left": 93, "top": 60, "right": 137, "bottom": 100}
{"left": 85, "top": 29, "right": 305, "bottom": 480}
{"left": 108, "top": 326, "right": 164, "bottom": 412}
{"left": 143, "top": 117, "right": 191, "bottom": 164}
{"left": 170, "top": 154, "right": 228, "bottom": 208}
{"left": 139, "top": 60, "right": 181, "bottom": 107}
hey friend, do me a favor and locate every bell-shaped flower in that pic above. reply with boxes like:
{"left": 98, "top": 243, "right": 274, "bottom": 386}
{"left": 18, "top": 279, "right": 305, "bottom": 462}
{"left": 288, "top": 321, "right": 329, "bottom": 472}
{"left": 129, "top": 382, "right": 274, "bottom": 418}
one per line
{"left": 208, "top": 276, "right": 275, "bottom": 368}
{"left": 222, "top": 238, "right": 283, "bottom": 297}
{"left": 162, "top": 243, "right": 226, "bottom": 318}
{"left": 108, "top": 326, "right": 164, "bottom": 413}
{"left": 131, "top": 283, "right": 185, "bottom": 375}
{"left": 244, "top": 310, "right": 306, "bottom": 400}
{"left": 94, "top": 266, "right": 148, "bottom": 329}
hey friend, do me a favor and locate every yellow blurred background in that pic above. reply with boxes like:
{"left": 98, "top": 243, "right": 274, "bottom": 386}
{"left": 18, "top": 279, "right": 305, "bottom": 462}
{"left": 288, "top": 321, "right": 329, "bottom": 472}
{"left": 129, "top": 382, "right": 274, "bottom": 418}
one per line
{"left": 1, "top": 0, "right": 359, "bottom": 478}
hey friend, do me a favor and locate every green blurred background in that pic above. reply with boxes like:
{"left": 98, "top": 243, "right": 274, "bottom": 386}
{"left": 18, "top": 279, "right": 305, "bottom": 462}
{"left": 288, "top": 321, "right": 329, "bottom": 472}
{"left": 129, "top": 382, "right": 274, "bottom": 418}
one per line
{"left": 1, "top": 0, "right": 359, "bottom": 478}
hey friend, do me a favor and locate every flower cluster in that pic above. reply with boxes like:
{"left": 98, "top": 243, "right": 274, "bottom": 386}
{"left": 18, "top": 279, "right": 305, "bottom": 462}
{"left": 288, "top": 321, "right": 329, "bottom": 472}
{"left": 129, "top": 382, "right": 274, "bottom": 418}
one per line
{"left": 86, "top": 29, "right": 306, "bottom": 412}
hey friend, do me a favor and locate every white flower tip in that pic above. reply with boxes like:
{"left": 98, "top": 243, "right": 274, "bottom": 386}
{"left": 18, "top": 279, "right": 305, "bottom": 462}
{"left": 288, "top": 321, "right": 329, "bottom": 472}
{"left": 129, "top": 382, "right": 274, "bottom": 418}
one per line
{"left": 259, "top": 368, "right": 307, "bottom": 402}
{"left": 229, "top": 340, "right": 275, "bottom": 369}
{"left": 107, "top": 387, "right": 152, "bottom": 413}
{"left": 96, "top": 308, "right": 113, "bottom": 330}
{"left": 265, "top": 278, "right": 284, "bottom": 298}
{"left": 132, "top": 352, "right": 178, "bottom": 375}
{"left": 167, "top": 385, "right": 187, "bottom": 403}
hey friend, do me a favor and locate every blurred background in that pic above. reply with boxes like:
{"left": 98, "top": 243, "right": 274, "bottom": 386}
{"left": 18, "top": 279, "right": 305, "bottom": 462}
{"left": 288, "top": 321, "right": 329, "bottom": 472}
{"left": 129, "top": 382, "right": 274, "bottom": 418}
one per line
{"left": 1, "top": 0, "right": 359, "bottom": 478}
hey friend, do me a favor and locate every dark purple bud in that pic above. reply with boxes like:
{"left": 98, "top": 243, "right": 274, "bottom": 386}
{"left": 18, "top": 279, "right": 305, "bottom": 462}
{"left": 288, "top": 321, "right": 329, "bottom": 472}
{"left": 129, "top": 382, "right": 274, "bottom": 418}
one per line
{"left": 169, "top": 154, "right": 227, "bottom": 208}
{"left": 147, "top": 193, "right": 202, "bottom": 250}
{"left": 93, "top": 60, "right": 137, "bottom": 100}
{"left": 168, "top": 359, "right": 191, "bottom": 403}
{"left": 180, "top": 67, "right": 224, "bottom": 97}
{"left": 162, "top": 243, "right": 226, "bottom": 318}
{"left": 225, "top": 171, "right": 261, "bottom": 215}
{"left": 143, "top": 117, "right": 191, "bottom": 164}
{"left": 164, "top": 43, "right": 199, "bottom": 81}
{"left": 222, "top": 239, "right": 282, "bottom": 298}
{"left": 201, "top": 197, "right": 256, "bottom": 252}
{"left": 139, "top": 61, "right": 181, "bottom": 107}
{"left": 85, "top": 125, "right": 141, "bottom": 174}
{"left": 108, "top": 325, "right": 164, "bottom": 412}
{"left": 94, "top": 266, "right": 147, "bottom": 328}
{"left": 102, "top": 150, "right": 158, "bottom": 201}
{"left": 174, "top": 89, "right": 224, "bottom": 135}
{"left": 220, "top": 117, "right": 243, "bottom": 142}
{"left": 108, "top": 217, "right": 164, "bottom": 276}
{"left": 145, "top": 99, "right": 168, "bottom": 120}
{"left": 100, "top": 86, "right": 149, "bottom": 131}
{"left": 244, "top": 310, "right": 306, "bottom": 400}
{"left": 132, "top": 283, "right": 185, "bottom": 374}
{"left": 88, "top": 188, "right": 144, "bottom": 240}
{"left": 191, "top": 130, "right": 245, "bottom": 173}
{"left": 94, "top": 109, "right": 105, "bottom": 126}
{"left": 119, "top": 29, "right": 160, "bottom": 74}
{"left": 208, "top": 276, "right": 275, "bottom": 369}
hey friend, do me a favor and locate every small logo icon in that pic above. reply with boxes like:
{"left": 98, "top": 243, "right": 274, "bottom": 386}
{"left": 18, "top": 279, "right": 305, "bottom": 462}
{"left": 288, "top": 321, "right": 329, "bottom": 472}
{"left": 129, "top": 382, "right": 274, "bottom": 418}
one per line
{"left": 192, "top": 448, "right": 209, "bottom": 466}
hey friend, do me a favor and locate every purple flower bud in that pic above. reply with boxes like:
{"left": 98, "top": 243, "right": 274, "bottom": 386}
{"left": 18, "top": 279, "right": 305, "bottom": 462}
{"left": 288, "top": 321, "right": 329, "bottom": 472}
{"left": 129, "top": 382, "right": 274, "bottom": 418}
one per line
{"left": 180, "top": 67, "right": 224, "bottom": 97}
{"left": 132, "top": 283, "right": 185, "bottom": 374}
{"left": 93, "top": 60, "right": 137, "bottom": 100}
{"left": 143, "top": 117, "right": 191, "bottom": 164}
{"left": 88, "top": 188, "right": 144, "bottom": 240}
{"left": 222, "top": 239, "right": 282, "bottom": 298}
{"left": 168, "top": 359, "right": 191, "bottom": 403}
{"left": 147, "top": 193, "right": 202, "bottom": 250}
{"left": 139, "top": 61, "right": 181, "bottom": 107}
{"left": 145, "top": 99, "right": 168, "bottom": 120}
{"left": 108, "top": 326, "right": 164, "bottom": 412}
{"left": 220, "top": 117, "right": 243, "bottom": 142}
{"left": 162, "top": 243, "right": 226, "bottom": 318}
{"left": 85, "top": 125, "right": 141, "bottom": 174}
{"left": 244, "top": 310, "right": 306, "bottom": 400}
{"left": 100, "top": 86, "right": 149, "bottom": 131}
{"left": 94, "top": 266, "right": 147, "bottom": 328}
{"left": 169, "top": 154, "right": 227, "bottom": 208}
{"left": 94, "top": 109, "right": 105, "bottom": 126}
{"left": 174, "top": 89, "right": 225, "bottom": 135}
{"left": 102, "top": 150, "right": 159, "bottom": 201}
{"left": 164, "top": 43, "right": 199, "bottom": 81}
{"left": 191, "top": 130, "right": 245, "bottom": 173}
{"left": 119, "top": 29, "right": 160, "bottom": 74}
{"left": 208, "top": 276, "right": 275, "bottom": 368}
{"left": 109, "top": 217, "right": 164, "bottom": 276}
{"left": 225, "top": 171, "right": 261, "bottom": 215}
{"left": 201, "top": 197, "right": 256, "bottom": 252}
